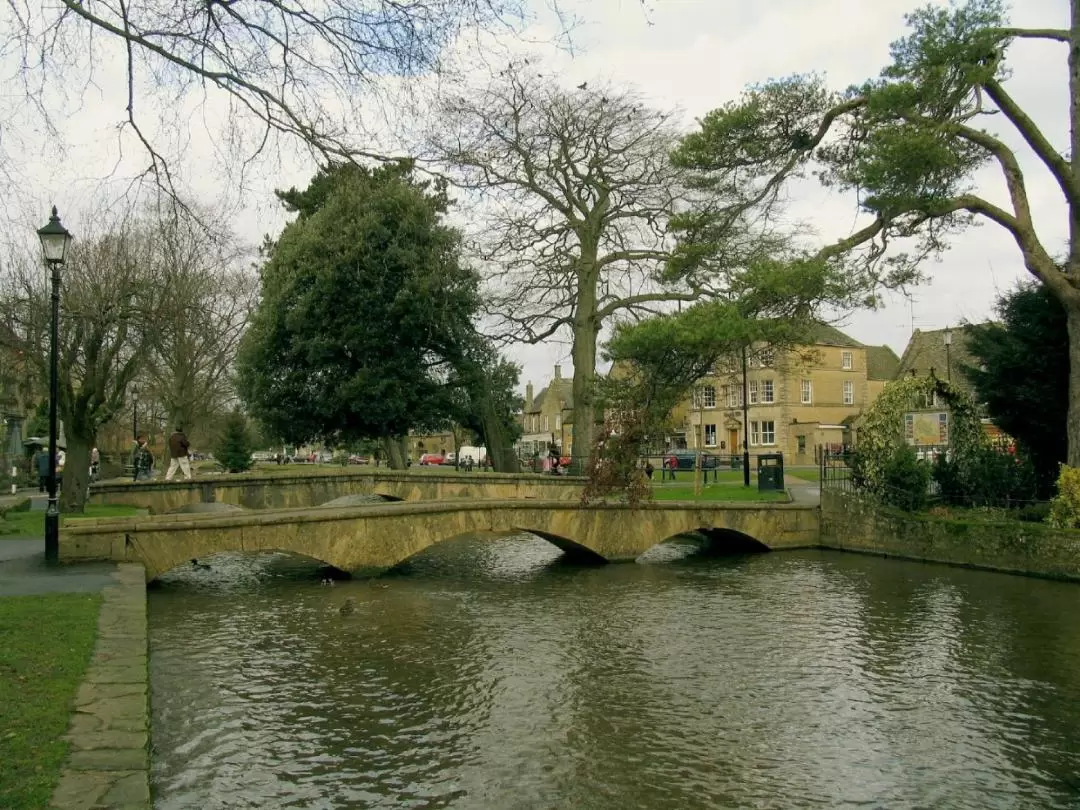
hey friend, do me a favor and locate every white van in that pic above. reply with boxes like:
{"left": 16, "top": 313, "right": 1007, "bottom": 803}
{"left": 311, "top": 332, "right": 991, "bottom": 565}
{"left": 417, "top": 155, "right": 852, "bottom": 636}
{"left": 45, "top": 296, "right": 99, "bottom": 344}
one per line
{"left": 457, "top": 446, "right": 487, "bottom": 466}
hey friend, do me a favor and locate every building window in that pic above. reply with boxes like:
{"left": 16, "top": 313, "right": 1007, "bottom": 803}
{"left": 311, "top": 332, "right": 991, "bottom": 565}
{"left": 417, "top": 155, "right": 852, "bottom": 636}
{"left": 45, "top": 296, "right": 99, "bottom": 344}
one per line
{"left": 703, "top": 385, "right": 716, "bottom": 409}
{"left": 842, "top": 350, "right": 853, "bottom": 370}
{"left": 542, "top": 416, "right": 549, "bottom": 432}
{"left": 748, "top": 381, "right": 759, "bottom": 404}
{"left": 704, "top": 424, "right": 717, "bottom": 447}
{"left": 843, "top": 380, "right": 854, "bottom": 405}
{"left": 761, "top": 420, "right": 776, "bottom": 445}
{"left": 762, "top": 379, "right": 774, "bottom": 404}
{"left": 555, "top": 415, "right": 561, "bottom": 430}
{"left": 759, "top": 348, "right": 774, "bottom": 367}
{"left": 939, "top": 412, "right": 949, "bottom": 444}
{"left": 727, "top": 385, "right": 742, "bottom": 408}
{"left": 797, "top": 435, "right": 807, "bottom": 455}
{"left": 750, "top": 421, "right": 759, "bottom": 446}
{"left": 800, "top": 380, "right": 812, "bottom": 404}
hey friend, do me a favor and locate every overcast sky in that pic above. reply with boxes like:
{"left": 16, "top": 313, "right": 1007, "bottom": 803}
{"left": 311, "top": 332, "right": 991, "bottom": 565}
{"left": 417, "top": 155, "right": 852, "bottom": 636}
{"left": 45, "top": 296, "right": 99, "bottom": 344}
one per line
{"left": 4, "top": 0, "right": 1069, "bottom": 396}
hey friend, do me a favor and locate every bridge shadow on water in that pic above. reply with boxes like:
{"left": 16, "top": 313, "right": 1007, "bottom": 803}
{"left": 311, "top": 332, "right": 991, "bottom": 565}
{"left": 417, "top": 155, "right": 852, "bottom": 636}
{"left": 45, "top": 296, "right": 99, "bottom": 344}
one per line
{"left": 151, "top": 526, "right": 769, "bottom": 591}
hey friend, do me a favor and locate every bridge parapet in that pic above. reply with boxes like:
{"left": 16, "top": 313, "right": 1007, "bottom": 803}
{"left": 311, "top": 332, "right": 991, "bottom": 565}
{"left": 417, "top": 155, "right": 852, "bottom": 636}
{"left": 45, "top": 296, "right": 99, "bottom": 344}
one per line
{"left": 61, "top": 499, "right": 820, "bottom": 581}
{"left": 86, "top": 469, "right": 585, "bottom": 513}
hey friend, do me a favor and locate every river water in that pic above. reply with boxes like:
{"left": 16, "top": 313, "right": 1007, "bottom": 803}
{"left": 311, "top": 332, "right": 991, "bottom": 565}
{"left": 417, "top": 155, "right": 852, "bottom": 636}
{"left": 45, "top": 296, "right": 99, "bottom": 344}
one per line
{"left": 148, "top": 534, "right": 1080, "bottom": 809}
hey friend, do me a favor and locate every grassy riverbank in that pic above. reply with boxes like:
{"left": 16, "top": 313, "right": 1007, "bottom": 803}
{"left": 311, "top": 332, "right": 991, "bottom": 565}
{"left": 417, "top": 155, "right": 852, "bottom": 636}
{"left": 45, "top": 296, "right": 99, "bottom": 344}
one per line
{"left": 0, "top": 504, "right": 143, "bottom": 537}
{"left": 0, "top": 593, "right": 101, "bottom": 809}
{"left": 650, "top": 484, "right": 789, "bottom": 502}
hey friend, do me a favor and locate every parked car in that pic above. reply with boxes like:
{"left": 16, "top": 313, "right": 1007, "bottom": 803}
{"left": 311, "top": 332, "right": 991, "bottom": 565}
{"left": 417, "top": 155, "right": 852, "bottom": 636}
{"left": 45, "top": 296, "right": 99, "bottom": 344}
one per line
{"left": 347, "top": 454, "right": 370, "bottom": 465}
{"left": 440, "top": 452, "right": 457, "bottom": 465}
{"left": 419, "top": 453, "right": 444, "bottom": 466}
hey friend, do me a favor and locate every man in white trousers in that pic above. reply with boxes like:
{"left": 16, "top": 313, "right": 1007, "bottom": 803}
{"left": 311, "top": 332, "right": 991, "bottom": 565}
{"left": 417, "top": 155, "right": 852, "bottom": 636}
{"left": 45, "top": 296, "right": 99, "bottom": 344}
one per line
{"left": 166, "top": 426, "right": 193, "bottom": 480}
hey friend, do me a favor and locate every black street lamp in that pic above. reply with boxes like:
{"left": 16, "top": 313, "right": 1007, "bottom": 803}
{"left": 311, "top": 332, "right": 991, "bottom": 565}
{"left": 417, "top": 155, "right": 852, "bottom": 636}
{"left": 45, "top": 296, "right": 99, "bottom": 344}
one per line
{"left": 741, "top": 343, "right": 750, "bottom": 487}
{"left": 37, "top": 206, "right": 72, "bottom": 564}
{"left": 132, "top": 385, "right": 138, "bottom": 440}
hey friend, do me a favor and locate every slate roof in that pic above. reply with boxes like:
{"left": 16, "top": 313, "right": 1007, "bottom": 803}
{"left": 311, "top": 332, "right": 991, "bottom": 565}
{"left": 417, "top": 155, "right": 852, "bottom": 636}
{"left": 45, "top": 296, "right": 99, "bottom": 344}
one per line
{"left": 865, "top": 345, "right": 901, "bottom": 381}
{"left": 525, "top": 378, "right": 574, "bottom": 414}
{"left": 801, "top": 323, "right": 866, "bottom": 348}
{"left": 895, "top": 326, "right": 984, "bottom": 393}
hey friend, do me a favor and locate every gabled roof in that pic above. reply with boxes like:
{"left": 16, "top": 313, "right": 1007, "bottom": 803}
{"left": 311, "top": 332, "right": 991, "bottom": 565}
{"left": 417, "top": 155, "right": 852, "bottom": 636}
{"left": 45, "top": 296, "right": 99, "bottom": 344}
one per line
{"left": 801, "top": 323, "right": 866, "bottom": 348}
{"left": 865, "top": 345, "right": 900, "bottom": 381}
{"left": 895, "top": 326, "right": 984, "bottom": 393}
{"left": 525, "top": 378, "right": 574, "bottom": 414}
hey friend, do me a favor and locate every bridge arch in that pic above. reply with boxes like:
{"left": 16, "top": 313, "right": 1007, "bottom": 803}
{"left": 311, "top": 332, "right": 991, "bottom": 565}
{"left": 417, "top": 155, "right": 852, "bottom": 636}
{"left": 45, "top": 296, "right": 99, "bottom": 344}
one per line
{"left": 151, "top": 548, "right": 349, "bottom": 582}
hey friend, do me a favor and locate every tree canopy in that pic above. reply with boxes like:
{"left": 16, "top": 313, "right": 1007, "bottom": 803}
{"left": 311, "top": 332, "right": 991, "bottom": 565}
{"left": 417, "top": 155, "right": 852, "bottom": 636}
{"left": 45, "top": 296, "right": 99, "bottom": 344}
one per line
{"left": 964, "top": 284, "right": 1068, "bottom": 497}
{"left": 676, "top": 0, "right": 1080, "bottom": 464}
{"left": 236, "top": 161, "right": 483, "bottom": 459}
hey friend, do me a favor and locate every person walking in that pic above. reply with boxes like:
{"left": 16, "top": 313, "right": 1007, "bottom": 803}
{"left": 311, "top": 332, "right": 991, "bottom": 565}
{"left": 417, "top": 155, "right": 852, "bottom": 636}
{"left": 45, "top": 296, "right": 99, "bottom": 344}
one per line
{"left": 133, "top": 436, "right": 153, "bottom": 481}
{"left": 34, "top": 448, "right": 49, "bottom": 492}
{"left": 166, "top": 426, "right": 193, "bottom": 481}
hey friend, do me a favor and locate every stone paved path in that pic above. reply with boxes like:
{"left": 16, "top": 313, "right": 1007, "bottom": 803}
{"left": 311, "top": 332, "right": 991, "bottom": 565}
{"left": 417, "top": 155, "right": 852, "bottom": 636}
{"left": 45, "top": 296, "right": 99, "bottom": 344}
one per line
{"left": 50, "top": 564, "right": 149, "bottom": 810}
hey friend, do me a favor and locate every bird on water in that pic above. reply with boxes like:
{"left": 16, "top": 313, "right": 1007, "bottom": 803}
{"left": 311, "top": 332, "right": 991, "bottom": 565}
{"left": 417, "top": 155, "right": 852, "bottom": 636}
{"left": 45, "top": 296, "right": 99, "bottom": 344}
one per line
{"left": 190, "top": 558, "right": 211, "bottom": 571}
{"left": 339, "top": 597, "right": 356, "bottom": 616}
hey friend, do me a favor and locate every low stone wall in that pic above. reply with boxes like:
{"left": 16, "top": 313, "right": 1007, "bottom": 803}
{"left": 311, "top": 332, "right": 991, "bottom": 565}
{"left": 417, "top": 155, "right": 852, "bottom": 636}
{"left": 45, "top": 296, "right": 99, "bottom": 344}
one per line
{"left": 87, "top": 469, "right": 585, "bottom": 513}
{"left": 821, "top": 489, "right": 1080, "bottom": 581}
{"left": 50, "top": 563, "right": 150, "bottom": 809}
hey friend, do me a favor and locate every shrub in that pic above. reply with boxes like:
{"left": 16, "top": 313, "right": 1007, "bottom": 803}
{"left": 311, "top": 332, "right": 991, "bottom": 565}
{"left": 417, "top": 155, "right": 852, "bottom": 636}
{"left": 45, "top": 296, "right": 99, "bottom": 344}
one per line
{"left": 214, "top": 410, "right": 255, "bottom": 474}
{"left": 1015, "top": 502, "right": 1051, "bottom": 523}
{"left": 881, "top": 445, "right": 931, "bottom": 512}
{"left": 1049, "top": 465, "right": 1080, "bottom": 529}
{"left": 933, "top": 445, "right": 1037, "bottom": 508}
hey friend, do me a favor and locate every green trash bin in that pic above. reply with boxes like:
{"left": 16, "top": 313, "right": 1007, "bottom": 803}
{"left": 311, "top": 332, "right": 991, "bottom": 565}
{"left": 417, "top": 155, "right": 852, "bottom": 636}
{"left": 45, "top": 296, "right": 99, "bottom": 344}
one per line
{"left": 757, "top": 453, "right": 785, "bottom": 491}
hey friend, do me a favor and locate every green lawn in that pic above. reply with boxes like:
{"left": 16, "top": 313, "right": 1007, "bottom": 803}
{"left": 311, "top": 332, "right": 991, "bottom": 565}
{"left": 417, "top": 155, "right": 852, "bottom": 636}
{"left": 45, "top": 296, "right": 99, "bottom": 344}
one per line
{"left": 650, "top": 484, "right": 789, "bottom": 502}
{"left": 0, "top": 504, "right": 144, "bottom": 537}
{"left": 787, "top": 468, "right": 822, "bottom": 483}
{"left": 0, "top": 593, "right": 102, "bottom": 809}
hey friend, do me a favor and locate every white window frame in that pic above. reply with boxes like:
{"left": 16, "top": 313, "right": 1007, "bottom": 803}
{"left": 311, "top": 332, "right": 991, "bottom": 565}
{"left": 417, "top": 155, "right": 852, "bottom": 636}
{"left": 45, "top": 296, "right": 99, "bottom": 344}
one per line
{"left": 761, "top": 420, "right": 776, "bottom": 445}
{"left": 702, "top": 384, "right": 716, "bottom": 409}
{"left": 555, "top": 415, "right": 561, "bottom": 430}
{"left": 762, "top": 379, "right": 775, "bottom": 404}
{"left": 843, "top": 380, "right": 854, "bottom": 405}
{"left": 704, "top": 423, "right": 717, "bottom": 447}
{"left": 841, "top": 350, "right": 853, "bottom": 370}
{"left": 748, "top": 380, "right": 759, "bottom": 404}
{"left": 750, "top": 421, "right": 760, "bottom": 446}
{"left": 542, "top": 416, "right": 549, "bottom": 432}
{"left": 800, "top": 379, "right": 812, "bottom": 404}
{"left": 727, "top": 385, "right": 741, "bottom": 408}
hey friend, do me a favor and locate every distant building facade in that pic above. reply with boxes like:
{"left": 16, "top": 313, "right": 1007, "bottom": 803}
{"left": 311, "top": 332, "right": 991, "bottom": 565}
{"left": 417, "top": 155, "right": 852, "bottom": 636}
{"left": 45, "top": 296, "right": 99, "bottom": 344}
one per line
{"left": 518, "top": 365, "right": 574, "bottom": 460}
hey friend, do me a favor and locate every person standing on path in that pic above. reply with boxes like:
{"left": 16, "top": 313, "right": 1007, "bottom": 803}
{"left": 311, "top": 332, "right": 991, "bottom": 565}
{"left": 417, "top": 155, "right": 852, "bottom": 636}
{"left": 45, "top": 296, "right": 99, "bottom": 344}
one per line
{"left": 34, "top": 448, "right": 50, "bottom": 492}
{"left": 166, "top": 427, "right": 193, "bottom": 480}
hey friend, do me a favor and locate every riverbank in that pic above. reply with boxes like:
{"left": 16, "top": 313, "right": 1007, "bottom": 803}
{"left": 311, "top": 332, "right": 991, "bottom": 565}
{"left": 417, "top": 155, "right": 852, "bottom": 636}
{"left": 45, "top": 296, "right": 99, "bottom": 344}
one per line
{"left": 821, "top": 489, "right": 1080, "bottom": 581}
{"left": 0, "top": 592, "right": 101, "bottom": 809}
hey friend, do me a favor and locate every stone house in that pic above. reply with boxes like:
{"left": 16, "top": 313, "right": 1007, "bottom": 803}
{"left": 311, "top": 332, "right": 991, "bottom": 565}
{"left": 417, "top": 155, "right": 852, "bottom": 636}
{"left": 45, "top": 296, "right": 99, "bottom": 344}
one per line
{"left": 681, "top": 325, "right": 899, "bottom": 465}
{"left": 518, "top": 365, "right": 574, "bottom": 460}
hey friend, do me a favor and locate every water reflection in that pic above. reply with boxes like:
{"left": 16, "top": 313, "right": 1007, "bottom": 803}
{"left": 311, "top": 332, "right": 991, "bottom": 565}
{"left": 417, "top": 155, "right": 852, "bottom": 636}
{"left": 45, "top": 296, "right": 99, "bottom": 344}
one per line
{"left": 150, "top": 538, "right": 1080, "bottom": 809}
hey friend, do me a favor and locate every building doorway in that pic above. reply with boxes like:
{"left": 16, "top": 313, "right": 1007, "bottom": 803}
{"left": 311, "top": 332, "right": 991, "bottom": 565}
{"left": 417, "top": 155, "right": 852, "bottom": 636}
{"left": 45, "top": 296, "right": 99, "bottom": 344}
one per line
{"left": 728, "top": 429, "right": 739, "bottom": 453}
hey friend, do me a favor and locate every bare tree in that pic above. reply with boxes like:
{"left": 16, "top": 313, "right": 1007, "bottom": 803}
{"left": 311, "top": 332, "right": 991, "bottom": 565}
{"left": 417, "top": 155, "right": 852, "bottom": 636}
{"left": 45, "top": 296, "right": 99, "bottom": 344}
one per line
{"left": 144, "top": 205, "right": 256, "bottom": 438}
{"left": 0, "top": 223, "right": 163, "bottom": 511}
{"left": 428, "top": 64, "right": 778, "bottom": 462}
{"left": 1, "top": 0, "right": 535, "bottom": 193}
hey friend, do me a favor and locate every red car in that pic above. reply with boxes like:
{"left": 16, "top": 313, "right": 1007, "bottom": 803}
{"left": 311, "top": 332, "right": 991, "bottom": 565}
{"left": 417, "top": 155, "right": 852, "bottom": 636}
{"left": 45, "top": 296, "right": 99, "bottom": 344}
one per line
{"left": 418, "top": 453, "right": 444, "bottom": 466}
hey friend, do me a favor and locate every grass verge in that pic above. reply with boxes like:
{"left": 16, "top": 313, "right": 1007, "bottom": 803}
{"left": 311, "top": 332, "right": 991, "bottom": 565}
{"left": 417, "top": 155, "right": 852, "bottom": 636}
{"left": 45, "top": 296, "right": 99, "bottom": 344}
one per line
{"left": 0, "top": 504, "right": 143, "bottom": 538}
{"left": 0, "top": 593, "right": 101, "bottom": 809}
{"left": 650, "top": 485, "right": 789, "bottom": 502}
{"left": 787, "top": 468, "right": 822, "bottom": 483}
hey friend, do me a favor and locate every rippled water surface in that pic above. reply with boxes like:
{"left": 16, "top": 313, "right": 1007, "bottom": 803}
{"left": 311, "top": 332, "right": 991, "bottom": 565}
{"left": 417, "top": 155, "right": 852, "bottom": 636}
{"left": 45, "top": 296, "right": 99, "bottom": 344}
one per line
{"left": 149, "top": 535, "right": 1080, "bottom": 809}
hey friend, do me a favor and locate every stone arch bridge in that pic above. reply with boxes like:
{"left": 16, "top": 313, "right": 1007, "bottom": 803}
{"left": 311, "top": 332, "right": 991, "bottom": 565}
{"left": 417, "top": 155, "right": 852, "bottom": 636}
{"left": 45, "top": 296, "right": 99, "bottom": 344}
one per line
{"left": 61, "top": 499, "right": 820, "bottom": 581}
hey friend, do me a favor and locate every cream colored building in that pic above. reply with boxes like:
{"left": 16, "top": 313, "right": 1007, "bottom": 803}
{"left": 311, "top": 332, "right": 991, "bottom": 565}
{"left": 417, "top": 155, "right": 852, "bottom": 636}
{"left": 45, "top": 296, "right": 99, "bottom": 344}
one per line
{"left": 518, "top": 365, "right": 574, "bottom": 460}
{"left": 679, "top": 326, "right": 898, "bottom": 466}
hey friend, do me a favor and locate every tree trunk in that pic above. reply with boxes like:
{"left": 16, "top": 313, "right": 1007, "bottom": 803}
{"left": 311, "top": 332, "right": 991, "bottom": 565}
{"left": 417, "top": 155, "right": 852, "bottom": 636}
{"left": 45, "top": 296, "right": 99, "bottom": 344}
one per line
{"left": 480, "top": 397, "right": 520, "bottom": 473}
{"left": 1067, "top": 304, "right": 1080, "bottom": 468}
{"left": 382, "top": 436, "right": 407, "bottom": 469}
{"left": 59, "top": 434, "right": 92, "bottom": 514}
{"left": 569, "top": 321, "right": 600, "bottom": 471}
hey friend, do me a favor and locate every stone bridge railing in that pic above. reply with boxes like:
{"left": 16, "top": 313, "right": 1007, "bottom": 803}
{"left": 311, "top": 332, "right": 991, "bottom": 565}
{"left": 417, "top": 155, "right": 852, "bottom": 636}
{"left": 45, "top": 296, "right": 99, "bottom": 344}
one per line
{"left": 87, "top": 469, "right": 584, "bottom": 513}
{"left": 62, "top": 499, "right": 821, "bottom": 581}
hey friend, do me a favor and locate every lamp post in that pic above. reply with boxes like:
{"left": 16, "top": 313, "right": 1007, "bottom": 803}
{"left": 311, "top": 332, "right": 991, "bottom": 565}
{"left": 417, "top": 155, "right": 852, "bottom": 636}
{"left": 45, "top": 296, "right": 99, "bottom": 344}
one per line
{"left": 37, "top": 207, "right": 72, "bottom": 564}
{"left": 741, "top": 343, "right": 751, "bottom": 487}
{"left": 943, "top": 327, "right": 953, "bottom": 383}
{"left": 132, "top": 385, "right": 138, "bottom": 440}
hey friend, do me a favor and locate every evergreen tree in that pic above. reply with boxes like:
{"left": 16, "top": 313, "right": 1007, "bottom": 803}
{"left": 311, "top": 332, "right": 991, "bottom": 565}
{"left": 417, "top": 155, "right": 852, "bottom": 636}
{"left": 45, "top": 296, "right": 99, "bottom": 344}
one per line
{"left": 214, "top": 410, "right": 254, "bottom": 473}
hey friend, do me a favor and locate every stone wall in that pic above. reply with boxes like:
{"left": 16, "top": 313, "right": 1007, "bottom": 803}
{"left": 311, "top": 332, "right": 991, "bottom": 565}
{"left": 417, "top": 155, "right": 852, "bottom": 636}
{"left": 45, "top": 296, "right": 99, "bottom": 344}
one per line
{"left": 87, "top": 469, "right": 585, "bottom": 513}
{"left": 50, "top": 564, "right": 150, "bottom": 809}
{"left": 821, "top": 489, "right": 1080, "bottom": 581}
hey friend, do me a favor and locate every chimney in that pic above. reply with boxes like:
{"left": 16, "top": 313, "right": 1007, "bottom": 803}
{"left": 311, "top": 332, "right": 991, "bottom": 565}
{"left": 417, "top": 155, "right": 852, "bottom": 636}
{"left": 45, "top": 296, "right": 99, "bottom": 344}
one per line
{"left": 554, "top": 364, "right": 562, "bottom": 379}
{"left": 526, "top": 381, "right": 534, "bottom": 409}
